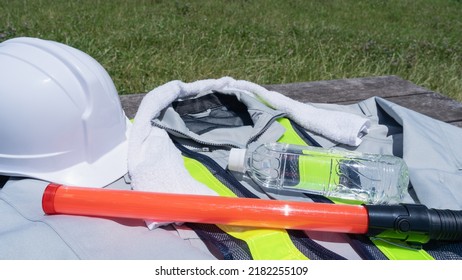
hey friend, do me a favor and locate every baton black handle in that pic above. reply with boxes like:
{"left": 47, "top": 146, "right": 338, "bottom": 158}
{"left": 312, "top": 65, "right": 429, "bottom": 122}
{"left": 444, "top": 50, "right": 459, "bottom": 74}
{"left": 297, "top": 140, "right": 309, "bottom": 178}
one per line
{"left": 365, "top": 204, "right": 462, "bottom": 243}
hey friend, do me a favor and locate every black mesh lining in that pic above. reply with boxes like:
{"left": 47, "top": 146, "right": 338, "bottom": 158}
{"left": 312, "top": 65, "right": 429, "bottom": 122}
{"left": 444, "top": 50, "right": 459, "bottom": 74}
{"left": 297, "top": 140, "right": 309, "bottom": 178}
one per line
{"left": 424, "top": 241, "right": 462, "bottom": 260}
{"left": 347, "top": 235, "right": 388, "bottom": 260}
{"left": 172, "top": 92, "right": 253, "bottom": 135}
{"left": 187, "top": 223, "right": 252, "bottom": 260}
{"left": 287, "top": 230, "right": 346, "bottom": 260}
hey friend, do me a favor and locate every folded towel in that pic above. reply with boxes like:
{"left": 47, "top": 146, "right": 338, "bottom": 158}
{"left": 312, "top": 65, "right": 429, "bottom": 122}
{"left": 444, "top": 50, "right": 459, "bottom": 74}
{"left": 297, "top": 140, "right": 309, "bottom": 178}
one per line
{"left": 226, "top": 79, "right": 370, "bottom": 146}
{"left": 128, "top": 77, "right": 370, "bottom": 229}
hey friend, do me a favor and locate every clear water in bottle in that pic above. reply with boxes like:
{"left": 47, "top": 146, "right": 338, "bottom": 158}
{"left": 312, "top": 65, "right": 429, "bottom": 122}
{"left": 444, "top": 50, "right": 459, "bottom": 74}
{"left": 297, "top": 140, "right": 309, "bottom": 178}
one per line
{"left": 227, "top": 143, "right": 409, "bottom": 204}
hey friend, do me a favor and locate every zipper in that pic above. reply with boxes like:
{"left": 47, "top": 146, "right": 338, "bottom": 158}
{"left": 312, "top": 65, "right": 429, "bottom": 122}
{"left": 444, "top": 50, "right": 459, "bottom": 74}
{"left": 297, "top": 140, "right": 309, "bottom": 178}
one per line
{"left": 152, "top": 120, "right": 239, "bottom": 149}
{"left": 153, "top": 112, "right": 286, "bottom": 150}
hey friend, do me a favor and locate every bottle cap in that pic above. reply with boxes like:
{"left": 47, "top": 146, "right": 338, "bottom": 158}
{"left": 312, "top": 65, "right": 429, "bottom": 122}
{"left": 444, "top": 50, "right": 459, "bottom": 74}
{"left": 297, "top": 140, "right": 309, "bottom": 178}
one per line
{"left": 228, "top": 148, "right": 247, "bottom": 173}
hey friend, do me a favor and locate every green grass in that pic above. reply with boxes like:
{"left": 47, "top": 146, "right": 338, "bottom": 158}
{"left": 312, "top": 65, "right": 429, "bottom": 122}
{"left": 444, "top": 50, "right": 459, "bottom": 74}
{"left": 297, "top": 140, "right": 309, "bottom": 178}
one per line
{"left": 1, "top": 0, "right": 461, "bottom": 101}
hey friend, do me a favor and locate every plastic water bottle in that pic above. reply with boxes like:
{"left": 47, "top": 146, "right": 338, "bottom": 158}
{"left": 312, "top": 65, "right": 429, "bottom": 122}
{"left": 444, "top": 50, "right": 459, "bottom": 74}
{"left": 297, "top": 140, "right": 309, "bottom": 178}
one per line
{"left": 228, "top": 143, "right": 409, "bottom": 204}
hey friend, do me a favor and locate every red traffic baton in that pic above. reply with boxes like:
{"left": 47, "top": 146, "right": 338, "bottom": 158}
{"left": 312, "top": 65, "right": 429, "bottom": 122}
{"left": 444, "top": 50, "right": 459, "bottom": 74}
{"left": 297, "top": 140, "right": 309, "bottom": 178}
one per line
{"left": 42, "top": 183, "right": 462, "bottom": 243}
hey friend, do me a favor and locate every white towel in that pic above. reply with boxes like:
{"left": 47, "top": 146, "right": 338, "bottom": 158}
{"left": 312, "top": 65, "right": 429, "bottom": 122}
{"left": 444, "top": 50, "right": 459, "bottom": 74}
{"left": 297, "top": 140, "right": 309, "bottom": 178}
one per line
{"left": 128, "top": 77, "right": 370, "bottom": 229}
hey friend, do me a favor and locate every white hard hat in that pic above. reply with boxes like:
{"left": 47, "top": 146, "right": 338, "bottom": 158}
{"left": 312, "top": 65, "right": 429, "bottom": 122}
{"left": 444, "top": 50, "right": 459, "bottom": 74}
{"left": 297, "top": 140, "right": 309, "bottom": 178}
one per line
{"left": 0, "top": 37, "right": 131, "bottom": 187}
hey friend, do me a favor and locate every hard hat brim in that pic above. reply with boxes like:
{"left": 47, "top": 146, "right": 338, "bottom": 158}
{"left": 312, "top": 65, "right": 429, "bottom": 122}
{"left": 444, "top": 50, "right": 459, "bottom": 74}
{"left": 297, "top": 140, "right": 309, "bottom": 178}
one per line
{"left": 18, "top": 117, "right": 131, "bottom": 188}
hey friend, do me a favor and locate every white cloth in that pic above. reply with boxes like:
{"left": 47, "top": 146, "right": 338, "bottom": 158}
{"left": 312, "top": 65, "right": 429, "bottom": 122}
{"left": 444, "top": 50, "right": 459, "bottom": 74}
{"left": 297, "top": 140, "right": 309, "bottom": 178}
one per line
{"left": 128, "top": 77, "right": 370, "bottom": 229}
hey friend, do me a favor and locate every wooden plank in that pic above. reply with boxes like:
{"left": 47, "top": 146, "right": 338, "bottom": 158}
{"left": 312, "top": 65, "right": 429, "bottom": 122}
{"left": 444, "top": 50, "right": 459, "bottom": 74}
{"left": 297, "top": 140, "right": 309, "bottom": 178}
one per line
{"left": 452, "top": 121, "right": 462, "bottom": 128}
{"left": 120, "top": 93, "right": 145, "bottom": 119}
{"left": 119, "top": 76, "right": 462, "bottom": 127}
{"left": 120, "top": 76, "right": 426, "bottom": 119}
{"left": 387, "top": 93, "right": 462, "bottom": 125}
{"left": 263, "top": 75, "right": 429, "bottom": 104}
